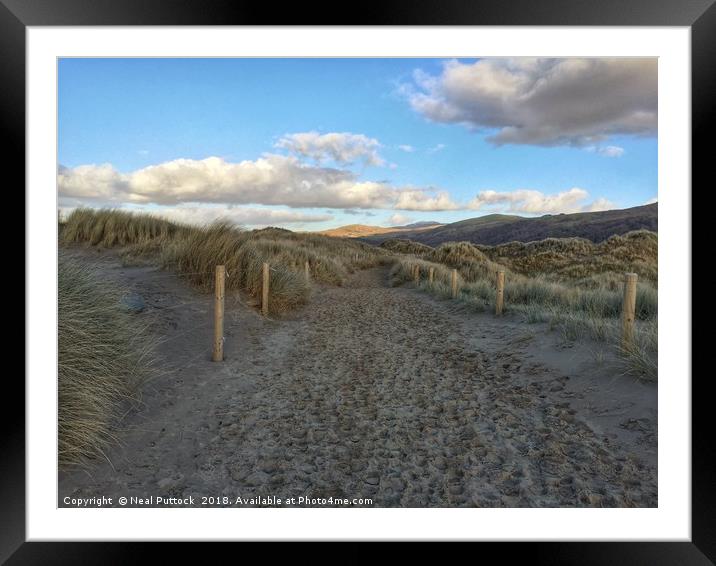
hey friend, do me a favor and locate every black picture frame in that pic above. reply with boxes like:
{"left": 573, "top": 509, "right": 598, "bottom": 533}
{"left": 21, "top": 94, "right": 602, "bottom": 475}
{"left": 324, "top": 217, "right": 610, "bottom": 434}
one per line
{"left": 8, "top": 0, "right": 709, "bottom": 560}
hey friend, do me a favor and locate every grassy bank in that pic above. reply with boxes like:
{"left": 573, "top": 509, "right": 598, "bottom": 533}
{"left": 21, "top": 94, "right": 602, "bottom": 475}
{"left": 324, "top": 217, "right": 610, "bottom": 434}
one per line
{"left": 58, "top": 256, "right": 156, "bottom": 468}
{"left": 474, "top": 230, "right": 657, "bottom": 285}
{"left": 387, "top": 237, "right": 658, "bottom": 381}
{"left": 61, "top": 209, "right": 390, "bottom": 315}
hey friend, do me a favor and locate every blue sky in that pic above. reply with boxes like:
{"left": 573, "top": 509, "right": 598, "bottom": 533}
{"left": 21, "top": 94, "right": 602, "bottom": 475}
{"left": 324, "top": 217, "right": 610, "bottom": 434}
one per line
{"left": 58, "top": 58, "right": 657, "bottom": 230}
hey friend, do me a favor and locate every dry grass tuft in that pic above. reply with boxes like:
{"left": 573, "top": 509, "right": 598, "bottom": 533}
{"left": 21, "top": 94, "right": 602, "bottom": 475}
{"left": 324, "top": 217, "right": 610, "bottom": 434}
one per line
{"left": 157, "top": 222, "right": 312, "bottom": 314}
{"left": 61, "top": 208, "right": 187, "bottom": 248}
{"left": 58, "top": 255, "right": 156, "bottom": 468}
{"left": 619, "top": 320, "right": 658, "bottom": 382}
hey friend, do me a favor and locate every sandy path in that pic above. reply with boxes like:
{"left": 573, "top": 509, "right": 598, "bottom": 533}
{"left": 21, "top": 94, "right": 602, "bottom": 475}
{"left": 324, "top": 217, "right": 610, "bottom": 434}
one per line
{"left": 59, "top": 253, "right": 657, "bottom": 507}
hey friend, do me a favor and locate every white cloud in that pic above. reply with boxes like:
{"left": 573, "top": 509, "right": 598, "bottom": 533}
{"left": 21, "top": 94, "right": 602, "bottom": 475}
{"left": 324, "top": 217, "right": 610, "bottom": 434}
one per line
{"left": 644, "top": 197, "right": 658, "bottom": 205}
{"left": 581, "top": 197, "right": 617, "bottom": 212}
{"left": 467, "top": 188, "right": 615, "bottom": 214}
{"left": 57, "top": 163, "right": 129, "bottom": 201}
{"left": 398, "top": 144, "right": 415, "bottom": 153}
{"left": 586, "top": 145, "right": 625, "bottom": 158}
{"left": 388, "top": 213, "right": 412, "bottom": 225}
{"left": 151, "top": 205, "right": 333, "bottom": 226}
{"left": 394, "top": 189, "right": 459, "bottom": 211}
{"left": 406, "top": 58, "right": 657, "bottom": 147}
{"left": 58, "top": 155, "right": 459, "bottom": 212}
{"left": 275, "top": 131, "right": 385, "bottom": 166}
{"left": 58, "top": 155, "right": 616, "bottom": 217}
{"left": 427, "top": 143, "right": 446, "bottom": 154}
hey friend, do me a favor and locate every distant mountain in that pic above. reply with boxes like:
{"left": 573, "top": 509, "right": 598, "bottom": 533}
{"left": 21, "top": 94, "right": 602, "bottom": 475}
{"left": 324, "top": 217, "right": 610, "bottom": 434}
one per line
{"left": 318, "top": 221, "right": 442, "bottom": 238}
{"left": 362, "top": 204, "right": 658, "bottom": 246}
{"left": 400, "top": 221, "right": 443, "bottom": 229}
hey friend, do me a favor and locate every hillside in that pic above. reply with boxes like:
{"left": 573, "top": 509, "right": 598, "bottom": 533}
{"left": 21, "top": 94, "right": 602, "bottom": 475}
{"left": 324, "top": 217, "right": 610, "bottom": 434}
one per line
{"left": 364, "top": 204, "right": 657, "bottom": 246}
{"left": 381, "top": 229, "right": 657, "bottom": 285}
{"left": 319, "top": 221, "right": 442, "bottom": 239}
{"left": 476, "top": 230, "right": 658, "bottom": 284}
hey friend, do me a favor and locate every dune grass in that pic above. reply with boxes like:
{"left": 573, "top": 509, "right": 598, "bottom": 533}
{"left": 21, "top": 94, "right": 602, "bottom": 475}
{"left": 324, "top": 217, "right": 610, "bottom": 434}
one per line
{"left": 58, "top": 255, "right": 156, "bottom": 468}
{"left": 388, "top": 237, "right": 658, "bottom": 381}
{"left": 61, "top": 209, "right": 657, "bottom": 379}
{"left": 157, "top": 222, "right": 313, "bottom": 314}
{"left": 390, "top": 252, "right": 657, "bottom": 321}
{"left": 475, "top": 230, "right": 658, "bottom": 285}
{"left": 61, "top": 208, "right": 188, "bottom": 248}
{"left": 619, "top": 320, "right": 658, "bottom": 381}
{"left": 61, "top": 208, "right": 389, "bottom": 316}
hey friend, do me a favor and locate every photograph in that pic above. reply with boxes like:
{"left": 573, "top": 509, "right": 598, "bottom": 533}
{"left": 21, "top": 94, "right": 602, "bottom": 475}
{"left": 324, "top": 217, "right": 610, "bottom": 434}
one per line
{"left": 3, "top": 0, "right": 710, "bottom": 553}
{"left": 56, "top": 56, "right": 660, "bottom": 509}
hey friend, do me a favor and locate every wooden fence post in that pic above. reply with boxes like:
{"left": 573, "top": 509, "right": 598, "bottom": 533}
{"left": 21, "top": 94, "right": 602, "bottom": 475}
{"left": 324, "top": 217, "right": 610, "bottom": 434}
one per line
{"left": 451, "top": 269, "right": 458, "bottom": 299}
{"left": 305, "top": 260, "right": 310, "bottom": 282}
{"left": 262, "top": 262, "right": 270, "bottom": 317}
{"left": 621, "top": 273, "right": 638, "bottom": 348}
{"left": 495, "top": 270, "right": 505, "bottom": 316}
{"left": 428, "top": 267, "right": 434, "bottom": 284}
{"left": 212, "top": 265, "right": 225, "bottom": 362}
{"left": 414, "top": 265, "right": 420, "bottom": 284}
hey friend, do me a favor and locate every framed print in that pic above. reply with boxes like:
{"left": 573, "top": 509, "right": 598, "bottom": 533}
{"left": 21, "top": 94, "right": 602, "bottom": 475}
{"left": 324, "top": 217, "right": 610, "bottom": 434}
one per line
{"left": 8, "top": 0, "right": 711, "bottom": 560}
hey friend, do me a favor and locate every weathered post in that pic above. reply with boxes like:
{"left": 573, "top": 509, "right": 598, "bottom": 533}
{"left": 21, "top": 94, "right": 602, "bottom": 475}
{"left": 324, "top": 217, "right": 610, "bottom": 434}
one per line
{"left": 451, "top": 269, "right": 458, "bottom": 299}
{"left": 622, "top": 273, "right": 638, "bottom": 348}
{"left": 262, "top": 262, "right": 270, "bottom": 317}
{"left": 495, "top": 270, "right": 505, "bottom": 316}
{"left": 428, "top": 267, "right": 435, "bottom": 284}
{"left": 212, "top": 265, "right": 225, "bottom": 362}
{"left": 414, "top": 265, "right": 420, "bottom": 284}
{"left": 305, "top": 260, "right": 310, "bottom": 282}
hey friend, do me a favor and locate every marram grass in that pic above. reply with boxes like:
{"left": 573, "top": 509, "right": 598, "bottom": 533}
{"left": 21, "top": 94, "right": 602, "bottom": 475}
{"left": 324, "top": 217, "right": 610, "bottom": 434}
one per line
{"left": 61, "top": 208, "right": 390, "bottom": 316}
{"left": 58, "top": 255, "right": 156, "bottom": 468}
{"left": 389, "top": 241, "right": 658, "bottom": 381}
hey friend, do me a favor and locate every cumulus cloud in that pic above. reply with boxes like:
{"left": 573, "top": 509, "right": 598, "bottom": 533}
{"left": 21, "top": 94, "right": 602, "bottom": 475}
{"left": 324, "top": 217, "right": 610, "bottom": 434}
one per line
{"left": 150, "top": 206, "right": 332, "bottom": 226}
{"left": 275, "top": 131, "right": 385, "bottom": 166}
{"left": 394, "top": 189, "right": 459, "bottom": 211}
{"left": 58, "top": 155, "right": 459, "bottom": 212}
{"left": 58, "top": 152, "right": 617, "bottom": 217}
{"left": 467, "top": 188, "right": 615, "bottom": 214}
{"left": 406, "top": 58, "right": 657, "bottom": 147}
{"left": 398, "top": 144, "right": 415, "bottom": 153}
{"left": 388, "top": 213, "right": 412, "bottom": 225}
{"left": 57, "top": 163, "right": 129, "bottom": 201}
